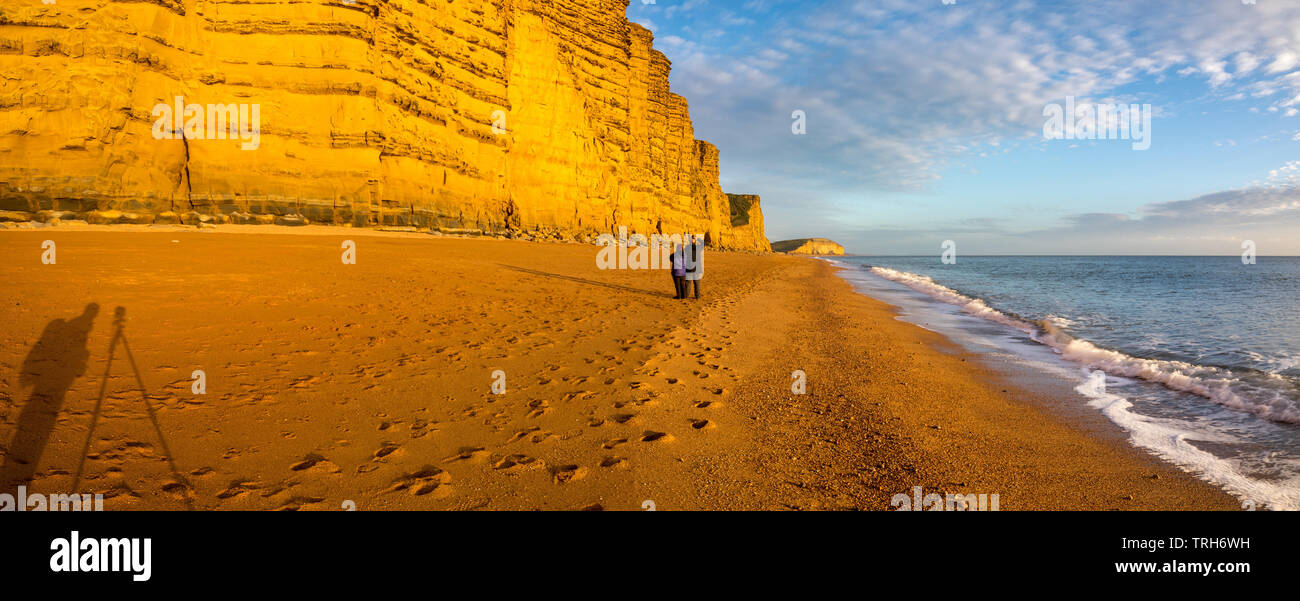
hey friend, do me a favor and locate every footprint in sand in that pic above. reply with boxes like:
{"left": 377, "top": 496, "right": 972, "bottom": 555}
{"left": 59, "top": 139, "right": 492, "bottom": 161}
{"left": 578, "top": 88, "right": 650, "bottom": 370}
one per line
{"left": 290, "top": 375, "right": 319, "bottom": 389}
{"left": 372, "top": 443, "right": 402, "bottom": 460}
{"left": 610, "top": 413, "right": 637, "bottom": 424}
{"left": 385, "top": 466, "right": 451, "bottom": 496}
{"left": 599, "top": 456, "right": 628, "bottom": 469}
{"left": 527, "top": 400, "right": 550, "bottom": 419}
{"left": 602, "top": 438, "right": 628, "bottom": 449}
{"left": 410, "top": 420, "right": 435, "bottom": 439}
{"left": 492, "top": 454, "right": 543, "bottom": 472}
{"left": 689, "top": 419, "right": 713, "bottom": 430}
{"left": 639, "top": 431, "right": 672, "bottom": 443}
{"left": 550, "top": 464, "right": 588, "bottom": 484}
{"left": 216, "top": 480, "right": 261, "bottom": 499}
{"left": 443, "top": 446, "right": 489, "bottom": 463}
{"left": 529, "top": 431, "right": 554, "bottom": 444}
{"left": 277, "top": 496, "right": 326, "bottom": 511}
{"left": 507, "top": 427, "right": 542, "bottom": 444}
{"left": 290, "top": 453, "right": 342, "bottom": 474}
{"left": 160, "top": 481, "right": 191, "bottom": 500}
{"left": 98, "top": 483, "right": 142, "bottom": 501}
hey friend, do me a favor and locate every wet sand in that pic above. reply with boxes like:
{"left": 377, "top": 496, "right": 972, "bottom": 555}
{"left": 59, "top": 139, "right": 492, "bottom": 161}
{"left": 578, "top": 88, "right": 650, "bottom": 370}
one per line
{"left": 0, "top": 227, "right": 1239, "bottom": 509}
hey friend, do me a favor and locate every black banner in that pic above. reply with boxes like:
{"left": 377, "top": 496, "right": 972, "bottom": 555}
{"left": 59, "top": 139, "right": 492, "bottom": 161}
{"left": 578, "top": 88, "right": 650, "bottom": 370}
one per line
{"left": 2, "top": 510, "right": 1287, "bottom": 588}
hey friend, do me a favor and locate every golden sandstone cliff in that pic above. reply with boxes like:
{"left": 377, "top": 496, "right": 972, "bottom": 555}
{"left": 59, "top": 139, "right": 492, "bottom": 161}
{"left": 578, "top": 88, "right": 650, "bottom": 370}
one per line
{"left": 772, "top": 238, "right": 846, "bottom": 256}
{"left": 0, "top": 0, "right": 769, "bottom": 251}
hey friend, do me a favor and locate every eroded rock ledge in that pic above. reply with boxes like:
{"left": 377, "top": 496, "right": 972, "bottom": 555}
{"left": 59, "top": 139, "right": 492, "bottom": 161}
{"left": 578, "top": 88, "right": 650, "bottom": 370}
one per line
{"left": 0, "top": 0, "right": 769, "bottom": 251}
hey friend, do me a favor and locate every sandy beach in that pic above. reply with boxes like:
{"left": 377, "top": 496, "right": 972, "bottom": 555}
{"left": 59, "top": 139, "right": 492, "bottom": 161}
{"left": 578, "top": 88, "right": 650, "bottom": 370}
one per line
{"left": 0, "top": 227, "right": 1238, "bottom": 510}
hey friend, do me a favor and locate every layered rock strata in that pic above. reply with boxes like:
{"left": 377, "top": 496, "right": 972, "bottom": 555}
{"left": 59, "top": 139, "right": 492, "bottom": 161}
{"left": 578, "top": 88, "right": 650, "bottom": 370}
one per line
{"left": 0, "top": 0, "right": 768, "bottom": 250}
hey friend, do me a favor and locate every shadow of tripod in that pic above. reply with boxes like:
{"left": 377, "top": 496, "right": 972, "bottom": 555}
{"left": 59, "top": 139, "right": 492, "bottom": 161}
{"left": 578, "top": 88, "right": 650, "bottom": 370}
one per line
{"left": 72, "top": 307, "right": 194, "bottom": 510}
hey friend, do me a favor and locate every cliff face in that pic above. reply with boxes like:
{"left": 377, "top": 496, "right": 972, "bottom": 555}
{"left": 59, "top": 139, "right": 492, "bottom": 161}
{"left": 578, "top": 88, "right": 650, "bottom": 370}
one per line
{"left": 0, "top": 0, "right": 768, "bottom": 250}
{"left": 725, "top": 193, "right": 770, "bottom": 252}
{"left": 772, "top": 238, "right": 845, "bottom": 256}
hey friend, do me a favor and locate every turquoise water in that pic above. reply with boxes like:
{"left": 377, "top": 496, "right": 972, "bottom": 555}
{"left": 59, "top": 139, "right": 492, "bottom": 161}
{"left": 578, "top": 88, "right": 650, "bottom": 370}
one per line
{"left": 832, "top": 256, "right": 1300, "bottom": 510}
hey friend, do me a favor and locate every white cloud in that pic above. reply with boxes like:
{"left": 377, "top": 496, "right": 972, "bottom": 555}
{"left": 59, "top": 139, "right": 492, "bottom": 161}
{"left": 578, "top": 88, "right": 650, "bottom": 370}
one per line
{"left": 1234, "top": 51, "right": 1261, "bottom": 75}
{"left": 1266, "top": 51, "right": 1299, "bottom": 74}
{"left": 658, "top": 0, "right": 1300, "bottom": 198}
{"left": 638, "top": 0, "right": 1300, "bottom": 253}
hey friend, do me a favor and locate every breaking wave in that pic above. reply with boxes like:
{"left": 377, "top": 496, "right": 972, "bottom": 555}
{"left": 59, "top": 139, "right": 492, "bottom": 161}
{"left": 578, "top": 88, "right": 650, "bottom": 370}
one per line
{"left": 868, "top": 266, "right": 1300, "bottom": 424}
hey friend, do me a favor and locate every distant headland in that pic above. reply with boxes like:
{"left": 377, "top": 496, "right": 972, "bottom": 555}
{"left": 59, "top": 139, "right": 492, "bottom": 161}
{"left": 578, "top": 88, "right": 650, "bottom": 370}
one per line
{"left": 772, "top": 238, "right": 846, "bottom": 255}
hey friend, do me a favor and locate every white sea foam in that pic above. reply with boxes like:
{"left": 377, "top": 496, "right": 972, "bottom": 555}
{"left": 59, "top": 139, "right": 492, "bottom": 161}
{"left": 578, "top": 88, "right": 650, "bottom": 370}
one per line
{"left": 1073, "top": 371, "right": 1299, "bottom": 510}
{"left": 1246, "top": 350, "right": 1300, "bottom": 376}
{"left": 868, "top": 266, "right": 1300, "bottom": 424}
{"left": 1044, "top": 314, "right": 1076, "bottom": 329}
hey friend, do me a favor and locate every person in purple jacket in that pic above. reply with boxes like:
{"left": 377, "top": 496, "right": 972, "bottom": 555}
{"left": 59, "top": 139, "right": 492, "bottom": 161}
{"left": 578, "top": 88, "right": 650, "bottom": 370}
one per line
{"left": 670, "top": 242, "right": 688, "bottom": 299}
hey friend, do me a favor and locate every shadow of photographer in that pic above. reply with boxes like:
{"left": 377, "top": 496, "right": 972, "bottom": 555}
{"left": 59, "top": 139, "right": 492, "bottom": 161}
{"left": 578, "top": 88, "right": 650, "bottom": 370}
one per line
{"left": 1, "top": 303, "right": 98, "bottom": 493}
{"left": 2, "top": 305, "right": 192, "bottom": 508}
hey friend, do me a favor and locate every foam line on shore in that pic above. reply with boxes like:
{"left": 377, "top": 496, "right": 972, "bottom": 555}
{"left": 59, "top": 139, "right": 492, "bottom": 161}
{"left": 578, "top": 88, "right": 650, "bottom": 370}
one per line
{"left": 832, "top": 261, "right": 1299, "bottom": 509}
{"left": 1075, "top": 375, "right": 1300, "bottom": 510}
{"left": 866, "top": 266, "right": 1300, "bottom": 424}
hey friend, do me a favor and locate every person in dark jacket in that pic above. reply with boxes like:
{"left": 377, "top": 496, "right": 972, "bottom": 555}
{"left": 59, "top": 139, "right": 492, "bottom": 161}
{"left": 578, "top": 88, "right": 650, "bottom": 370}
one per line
{"left": 683, "top": 234, "right": 704, "bottom": 299}
{"left": 669, "top": 242, "right": 688, "bottom": 299}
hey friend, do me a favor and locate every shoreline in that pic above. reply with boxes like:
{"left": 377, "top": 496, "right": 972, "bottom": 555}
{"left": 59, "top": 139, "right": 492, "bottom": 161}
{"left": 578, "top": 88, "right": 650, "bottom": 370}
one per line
{"left": 743, "top": 258, "right": 1240, "bottom": 510}
{"left": 0, "top": 229, "right": 1239, "bottom": 509}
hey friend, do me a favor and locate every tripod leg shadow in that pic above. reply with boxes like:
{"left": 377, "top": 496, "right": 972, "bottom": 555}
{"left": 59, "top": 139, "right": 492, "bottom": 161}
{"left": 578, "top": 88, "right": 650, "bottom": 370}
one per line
{"left": 71, "top": 307, "right": 194, "bottom": 510}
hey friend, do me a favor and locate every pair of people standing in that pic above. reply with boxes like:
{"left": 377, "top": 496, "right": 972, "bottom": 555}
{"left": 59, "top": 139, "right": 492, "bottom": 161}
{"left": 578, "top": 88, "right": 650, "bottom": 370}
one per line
{"left": 670, "top": 235, "right": 704, "bottom": 300}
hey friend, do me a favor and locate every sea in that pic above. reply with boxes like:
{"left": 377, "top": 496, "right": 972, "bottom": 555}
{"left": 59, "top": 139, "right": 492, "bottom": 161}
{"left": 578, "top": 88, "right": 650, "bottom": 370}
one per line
{"left": 831, "top": 255, "right": 1300, "bottom": 510}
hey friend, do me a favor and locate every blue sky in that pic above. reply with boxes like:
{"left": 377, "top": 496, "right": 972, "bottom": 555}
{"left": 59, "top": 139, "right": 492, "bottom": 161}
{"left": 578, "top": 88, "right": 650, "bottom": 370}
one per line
{"left": 627, "top": 0, "right": 1300, "bottom": 254}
